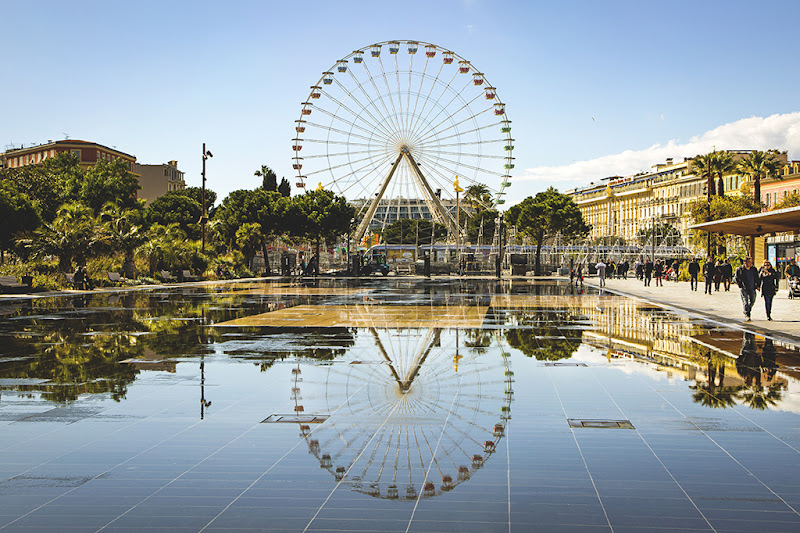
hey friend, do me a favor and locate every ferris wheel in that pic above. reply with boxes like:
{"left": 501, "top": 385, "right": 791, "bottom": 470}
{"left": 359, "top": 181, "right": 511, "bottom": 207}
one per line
{"left": 291, "top": 328, "right": 513, "bottom": 500}
{"left": 292, "top": 40, "right": 514, "bottom": 244}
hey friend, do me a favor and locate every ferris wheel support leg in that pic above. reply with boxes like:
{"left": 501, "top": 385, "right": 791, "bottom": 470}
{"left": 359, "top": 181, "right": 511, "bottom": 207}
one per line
{"left": 353, "top": 152, "right": 405, "bottom": 245}
{"left": 403, "top": 150, "right": 457, "bottom": 234}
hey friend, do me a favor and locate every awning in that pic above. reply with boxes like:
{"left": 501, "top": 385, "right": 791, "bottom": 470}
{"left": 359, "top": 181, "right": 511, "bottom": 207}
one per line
{"left": 688, "top": 205, "right": 800, "bottom": 236}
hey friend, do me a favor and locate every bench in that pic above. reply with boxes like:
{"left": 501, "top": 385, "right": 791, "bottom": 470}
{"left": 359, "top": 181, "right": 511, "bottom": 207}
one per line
{"left": 0, "top": 275, "right": 29, "bottom": 293}
{"left": 107, "top": 272, "right": 123, "bottom": 284}
{"left": 159, "top": 270, "right": 177, "bottom": 282}
{"left": 394, "top": 263, "right": 414, "bottom": 275}
{"left": 181, "top": 270, "right": 199, "bottom": 282}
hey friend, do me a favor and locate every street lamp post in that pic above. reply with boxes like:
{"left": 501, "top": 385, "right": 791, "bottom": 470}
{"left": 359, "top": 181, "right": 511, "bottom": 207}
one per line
{"left": 454, "top": 176, "right": 464, "bottom": 275}
{"left": 201, "top": 143, "right": 213, "bottom": 253}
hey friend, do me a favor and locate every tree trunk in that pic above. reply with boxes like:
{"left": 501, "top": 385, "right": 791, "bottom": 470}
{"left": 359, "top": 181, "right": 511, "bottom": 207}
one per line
{"left": 535, "top": 241, "right": 542, "bottom": 276}
{"left": 754, "top": 175, "right": 761, "bottom": 211}
{"left": 717, "top": 176, "right": 725, "bottom": 196}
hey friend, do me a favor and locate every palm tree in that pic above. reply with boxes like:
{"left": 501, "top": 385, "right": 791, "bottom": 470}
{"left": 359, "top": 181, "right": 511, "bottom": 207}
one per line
{"left": 692, "top": 151, "right": 736, "bottom": 255}
{"left": 24, "top": 202, "right": 99, "bottom": 272}
{"left": 101, "top": 203, "right": 148, "bottom": 278}
{"left": 465, "top": 184, "right": 492, "bottom": 210}
{"left": 142, "top": 223, "right": 186, "bottom": 276}
{"left": 736, "top": 150, "right": 781, "bottom": 209}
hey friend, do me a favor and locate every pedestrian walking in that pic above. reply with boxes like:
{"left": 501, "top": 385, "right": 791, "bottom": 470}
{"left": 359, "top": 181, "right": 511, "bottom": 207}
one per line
{"left": 621, "top": 260, "right": 629, "bottom": 279}
{"left": 595, "top": 260, "right": 606, "bottom": 287}
{"left": 671, "top": 260, "right": 680, "bottom": 282}
{"left": 702, "top": 257, "right": 716, "bottom": 295}
{"left": 758, "top": 260, "right": 778, "bottom": 321}
{"left": 735, "top": 257, "right": 760, "bottom": 321}
{"left": 714, "top": 260, "right": 723, "bottom": 291}
{"left": 635, "top": 259, "right": 643, "bottom": 281}
{"left": 644, "top": 259, "right": 653, "bottom": 287}
{"left": 721, "top": 259, "right": 733, "bottom": 291}
{"left": 688, "top": 258, "right": 700, "bottom": 291}
{"left": 653, "top": 260, "right": 663, "bottom": 287}
{"left": 577, "top": 263, "right": 584, "bottom": 286}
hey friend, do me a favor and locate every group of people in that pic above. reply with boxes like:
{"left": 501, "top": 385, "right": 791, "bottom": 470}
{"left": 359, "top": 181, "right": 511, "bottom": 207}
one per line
{"left": 72, "top": 265, "right": 93, "bottom": 290}
{"left": 734, "top": 257, "right": 779, "bottom": 321}
{"left": 587, "top": 255, "right": 792, "bottom": 322}
{"left": 590, "top": 259, "right": 629, "bottom": 287}
{"left": 298, "top": 254, "right": 319, "bottom": 276}
{"left": 688, "top": 258, "right": 734, "bottom": 294}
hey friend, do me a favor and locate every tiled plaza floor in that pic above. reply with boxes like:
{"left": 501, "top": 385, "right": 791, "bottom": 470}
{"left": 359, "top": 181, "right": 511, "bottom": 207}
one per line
{"left": 1, "top": 279, "right": 800, "bottom": 532}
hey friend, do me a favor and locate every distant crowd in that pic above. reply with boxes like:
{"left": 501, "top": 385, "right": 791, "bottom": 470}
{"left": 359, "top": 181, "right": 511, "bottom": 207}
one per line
{"left": 572, "top": 256, "right": 800, "bottom": 323}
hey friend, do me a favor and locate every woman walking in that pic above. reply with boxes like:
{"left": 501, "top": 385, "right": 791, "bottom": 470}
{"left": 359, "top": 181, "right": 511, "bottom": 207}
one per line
{"left": 759, "top": 260, "right": 778, "bottom": 321}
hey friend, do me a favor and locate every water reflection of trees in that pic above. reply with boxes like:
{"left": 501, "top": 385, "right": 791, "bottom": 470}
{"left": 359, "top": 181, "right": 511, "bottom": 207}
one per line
{"left": 219, "top": 327, "right": 357, "bottom": 371}
{"left": 0, "top": 288, "right": 283, "bottom": 403}
{"left": 504, "top": 310, "right": 584, "bottom": 361}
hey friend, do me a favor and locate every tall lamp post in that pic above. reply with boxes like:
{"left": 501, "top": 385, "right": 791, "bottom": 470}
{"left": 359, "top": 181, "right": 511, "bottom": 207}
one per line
{"left": 454, "top": 176, "right": 464, "bottom": 274}
{"left": 201, "top": 143, "right": 213, "bottom": 253}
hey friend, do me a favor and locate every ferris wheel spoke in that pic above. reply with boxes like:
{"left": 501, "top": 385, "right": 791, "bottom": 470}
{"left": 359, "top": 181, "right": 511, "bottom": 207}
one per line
{"left": 330, "top": 77, "right": 398, "bottom": 142}
{"left": 422, "top": 148, "right": 507, "bottom": 160}
{"left": 313, "top": 95, "right": 395, "bottom": 144}
{"left": 329, "top": 153, "right": 397, "bottom": 198}
{"left": 417, "top": 118, "right": 501, "bottom": 147}
{"left": 416, "top": 151, "right": 506, "bottom": 179}
{"left": 414, "top": 106, "right": 496, "bottom": 146}
{"left": 406, "top": 68, "right": 459, "bottom": 147}
{"left": 305, "top": 146, "right": 393, "bottom": 177}
{"left": 393, "top": 54, "right": 407, "bottom": 141}
{"left": 407, "top": 75, "right": 470, "bottom": 143}
{"left": 404, "top": 54, "right": 417, "bottom": 138}
{"left": 408, "top": 59, "right": 440, "bottom": 150}
{"left": 346, "top": 69, "right": 402, "bottom": 143}
{"left": 376, "top": 56, "right": 403, "bottom": 139}
{"left": 303, "top": 119, "right": 392, "bottom": 146}
{"left": 360, "top": 59, "right": 405, "bottom": 139}
{"left": 413, "top": 79, "right": 479, "bottom": 144}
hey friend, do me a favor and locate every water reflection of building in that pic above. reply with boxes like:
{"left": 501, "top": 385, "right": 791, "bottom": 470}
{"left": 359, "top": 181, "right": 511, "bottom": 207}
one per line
{"left": 122, "top": 348, "right": 177, "bottom": 373}
{"left": 575, "top": 296, "right": 794, "bottom": 404}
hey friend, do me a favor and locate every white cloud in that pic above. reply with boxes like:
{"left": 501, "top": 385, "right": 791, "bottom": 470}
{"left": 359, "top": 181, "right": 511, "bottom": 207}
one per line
{"left": 514, "top": 112, "right": 800, "bottom": 195}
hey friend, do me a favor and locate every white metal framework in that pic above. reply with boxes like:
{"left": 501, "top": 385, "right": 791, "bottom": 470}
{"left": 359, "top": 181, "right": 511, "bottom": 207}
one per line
{"left": 293, "top": 40, "right": 514, "bottom": 244}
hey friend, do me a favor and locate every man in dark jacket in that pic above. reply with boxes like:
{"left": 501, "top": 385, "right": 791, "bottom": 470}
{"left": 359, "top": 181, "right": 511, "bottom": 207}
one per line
{"left": 644, "top": 259, "right": 654, "bottom": 286}
{"left": 702, "top": 258, "right": 716, "bottom": 295}
{"left": 735, "top": 257, "right": 760, "bottom": 321}
{"left": 721, "top": 259, "right": 733, "bottom": 291}
{"left": 688, "top": 258, "right": 700, "bottom": 291}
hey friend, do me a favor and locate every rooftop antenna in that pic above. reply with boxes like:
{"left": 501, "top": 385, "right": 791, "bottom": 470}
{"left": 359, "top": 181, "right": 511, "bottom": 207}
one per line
{"left": 63, "top": 133, "right": 69, "bottom": 139}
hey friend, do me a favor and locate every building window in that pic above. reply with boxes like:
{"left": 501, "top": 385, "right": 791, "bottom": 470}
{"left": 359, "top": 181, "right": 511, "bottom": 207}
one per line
{"left": 71, "top": 149, "right": 81, "bottom": 161}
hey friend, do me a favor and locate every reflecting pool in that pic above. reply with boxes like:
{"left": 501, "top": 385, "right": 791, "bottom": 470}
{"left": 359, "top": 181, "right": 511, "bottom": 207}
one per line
{"left": 1, "top": 279, "right": 800, "bottom": 532}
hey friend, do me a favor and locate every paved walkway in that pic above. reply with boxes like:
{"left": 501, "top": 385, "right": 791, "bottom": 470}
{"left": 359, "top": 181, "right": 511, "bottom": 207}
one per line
{"left": 585, "top": 275, "right": 800, "bottom": 344}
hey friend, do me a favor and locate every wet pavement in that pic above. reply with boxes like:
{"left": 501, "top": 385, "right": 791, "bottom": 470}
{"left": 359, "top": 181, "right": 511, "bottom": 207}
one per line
{"left": 1, "top": 279, "right": 800, "bottom": 532}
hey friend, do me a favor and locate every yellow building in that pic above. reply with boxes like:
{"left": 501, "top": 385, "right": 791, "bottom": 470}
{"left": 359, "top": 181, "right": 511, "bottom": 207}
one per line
{"left": 567, "top": 151, "right": 789, "bottom": 250}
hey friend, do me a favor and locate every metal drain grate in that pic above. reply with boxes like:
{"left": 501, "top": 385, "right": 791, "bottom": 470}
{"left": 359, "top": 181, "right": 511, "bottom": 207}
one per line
{"left": 545, "top": 362, "right": 587, "bottom": 367}
{"left": 568, "top": 419, "right": 634, "bottom": 429}
{"left": 262, "top": 414, "right": 329, "bottom": 424}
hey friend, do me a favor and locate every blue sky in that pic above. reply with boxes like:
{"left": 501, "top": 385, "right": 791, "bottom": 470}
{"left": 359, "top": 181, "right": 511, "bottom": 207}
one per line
{"left": 2, "top": 0, "right": 799, "bottom": 206}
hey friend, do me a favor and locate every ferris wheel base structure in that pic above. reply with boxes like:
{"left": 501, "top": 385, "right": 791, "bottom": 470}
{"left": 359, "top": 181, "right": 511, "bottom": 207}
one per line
{"left": 292, "top": 40, "right": 514, "bottom": 246}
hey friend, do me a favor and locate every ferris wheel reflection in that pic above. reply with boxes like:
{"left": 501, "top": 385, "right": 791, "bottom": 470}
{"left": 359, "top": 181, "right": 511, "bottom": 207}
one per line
{"left": 290, "top": 327, "right": 513, "bottom": 500}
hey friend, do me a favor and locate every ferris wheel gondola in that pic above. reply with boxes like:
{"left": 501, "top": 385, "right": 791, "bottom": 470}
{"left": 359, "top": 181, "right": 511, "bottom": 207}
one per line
{"left": 292, "top": 40, "right": 514, "bottom": 244}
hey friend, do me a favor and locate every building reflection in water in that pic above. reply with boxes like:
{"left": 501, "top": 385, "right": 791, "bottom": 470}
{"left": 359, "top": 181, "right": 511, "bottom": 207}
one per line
{"left": 563, "top": 295, "right": 796, "bottom": 410}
